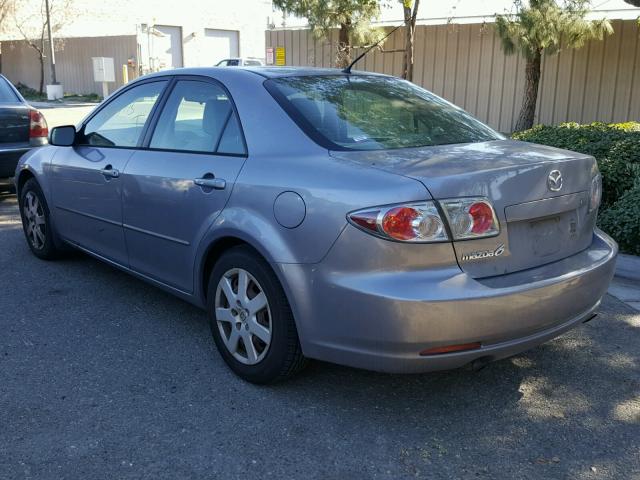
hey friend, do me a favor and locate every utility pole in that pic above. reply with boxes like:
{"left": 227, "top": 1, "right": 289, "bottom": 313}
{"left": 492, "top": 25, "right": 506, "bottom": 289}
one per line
{"left": 45, "top": 0, "right": 57, "bottom": 84}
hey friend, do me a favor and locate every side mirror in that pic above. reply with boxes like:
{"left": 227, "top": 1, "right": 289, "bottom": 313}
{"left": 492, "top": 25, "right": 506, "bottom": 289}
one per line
{"left": 49, "top": 125, "right": 76, "bottom": 146}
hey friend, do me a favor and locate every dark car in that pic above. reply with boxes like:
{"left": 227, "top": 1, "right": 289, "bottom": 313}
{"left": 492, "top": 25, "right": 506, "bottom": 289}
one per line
{"left": 0, "top": 75, "right": 47, "bottom": 190}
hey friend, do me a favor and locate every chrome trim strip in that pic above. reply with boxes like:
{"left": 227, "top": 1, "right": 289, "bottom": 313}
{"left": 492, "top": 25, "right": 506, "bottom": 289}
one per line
{"left": 0, "top": 146, "right": 30, "bottom": 153}
{"left": 56, "top": 206, "right": 190, "bottom": 246}
{"left": 56, "top": 205, "right": 121, "bottom": 227}
{"left": 123, "top": 223, "right": 190, "bottom": 246}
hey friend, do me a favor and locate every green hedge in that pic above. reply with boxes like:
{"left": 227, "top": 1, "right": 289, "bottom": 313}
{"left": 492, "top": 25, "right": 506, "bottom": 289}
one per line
{"left": 599, "top": 183, "right": 640, "bottom": 255}
{"left": 512, "top": 122, "right": 640, "bottom": 255}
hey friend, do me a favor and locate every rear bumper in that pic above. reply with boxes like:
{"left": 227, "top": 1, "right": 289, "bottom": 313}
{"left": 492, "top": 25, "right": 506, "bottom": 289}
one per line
{"left": 278, "top": 229, "right": 617, "bottom": 373}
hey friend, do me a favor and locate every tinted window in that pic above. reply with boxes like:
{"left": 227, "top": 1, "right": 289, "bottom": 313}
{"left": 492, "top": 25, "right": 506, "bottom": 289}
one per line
{"left": 0, "top": 77, "right": 19, "bottom": 102}
{"left": 266, "top": 75, "right": 503, "bottom": 151}
{"left": 150, "top": 80, "right": 245, "bottom": 155}
{"left": 227, "top": 59, "right": 240, "bottom": 66}
{"left": 82, "top": 81, "right": 166, "bottom": 147}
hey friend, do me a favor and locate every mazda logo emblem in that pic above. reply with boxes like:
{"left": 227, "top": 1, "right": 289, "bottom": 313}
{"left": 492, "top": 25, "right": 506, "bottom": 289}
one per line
{"left": 548, "top": 170, "right": 563, "bottom": 192}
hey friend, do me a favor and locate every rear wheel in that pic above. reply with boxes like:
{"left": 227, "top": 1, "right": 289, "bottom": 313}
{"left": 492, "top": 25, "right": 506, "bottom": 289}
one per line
{"left": 207, "top": 246, "right": 307, "bottom": 383}
{"left": 19, "top": 178, "right": 61, "bottom": 260}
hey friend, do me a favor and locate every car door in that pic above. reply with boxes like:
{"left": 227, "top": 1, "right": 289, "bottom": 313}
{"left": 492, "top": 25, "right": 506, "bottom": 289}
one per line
{"left": 122, "top": 77, "right": 247, "bottom": 293}
{"left": 49, "top": 79, "right": 168, "bottom": 265}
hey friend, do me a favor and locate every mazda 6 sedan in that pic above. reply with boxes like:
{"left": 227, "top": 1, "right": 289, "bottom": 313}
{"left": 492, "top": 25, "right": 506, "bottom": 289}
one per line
{"left": 15, "top": 67, "right": 617, "bottom": 383}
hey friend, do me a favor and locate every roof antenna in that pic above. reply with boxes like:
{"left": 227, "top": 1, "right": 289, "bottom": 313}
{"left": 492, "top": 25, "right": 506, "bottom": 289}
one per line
{"left": 342, "top": 23, "right": 404, "bottom": 74}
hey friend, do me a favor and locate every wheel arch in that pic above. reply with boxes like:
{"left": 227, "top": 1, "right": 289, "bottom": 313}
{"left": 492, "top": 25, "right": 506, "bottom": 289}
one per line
{"left": 200, "top": 236, "right": 251, "bottom": 302}
{"left": 15, "top": 168, "right": 36, "bottom": 199}
{"left": 197, "top": 232, "right": 289, "bottom": 306}
{"left": 194, "top": 206, "right": 303, "bottom": 304}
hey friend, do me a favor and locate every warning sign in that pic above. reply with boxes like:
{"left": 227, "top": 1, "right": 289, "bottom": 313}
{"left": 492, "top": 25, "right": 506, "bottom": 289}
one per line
{"left": 266, "top": 47, "right": 274, "bottom": 65}
{"left": 275, "top": 47, "right": 285, "bottom": 66}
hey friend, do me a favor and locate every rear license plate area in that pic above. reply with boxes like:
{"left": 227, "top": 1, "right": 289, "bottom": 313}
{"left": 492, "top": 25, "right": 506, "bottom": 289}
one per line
{"left": 530, "top": 216, "right": 561, "bottom": 256}
{"left": 528, "top": 212, "right": 579, "bottom": 257}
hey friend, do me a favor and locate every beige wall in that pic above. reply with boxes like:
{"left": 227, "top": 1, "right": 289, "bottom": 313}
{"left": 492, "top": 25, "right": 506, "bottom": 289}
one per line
{"left": 1, "top": 0, "right": 272, "bottom": 66}
{"left": 266, "top": 19, "right": 640, "bottom": 131}
{"left": 1, "top": 35, "right": 137, "bottom": 95}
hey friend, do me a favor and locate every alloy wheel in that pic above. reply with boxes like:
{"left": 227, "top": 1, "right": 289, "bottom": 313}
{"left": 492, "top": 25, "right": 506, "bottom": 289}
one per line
{"left": 23, "top": 191, "right": 46, "bottom": 250}
{"left": 215, "top": 268, "right": 272, "bottom": 365}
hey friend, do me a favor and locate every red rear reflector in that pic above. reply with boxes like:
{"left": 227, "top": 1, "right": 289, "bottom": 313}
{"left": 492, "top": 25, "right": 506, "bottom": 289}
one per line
{"left": 420, "top": 342, "right": 481, "bottom": 356}
{"left": 381, "top": 206, "right": 420, "bottom": 240}
{"left": 29, "top": 109, "right": 48, "bottom": 138}
{"left": 469, "top": 202, "right": 494, "bottom": 234}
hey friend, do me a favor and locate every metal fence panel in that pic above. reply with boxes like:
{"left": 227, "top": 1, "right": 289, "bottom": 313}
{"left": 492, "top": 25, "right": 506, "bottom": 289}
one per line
{"left": 265, "top": 19, "right": 640, "bottom": 131}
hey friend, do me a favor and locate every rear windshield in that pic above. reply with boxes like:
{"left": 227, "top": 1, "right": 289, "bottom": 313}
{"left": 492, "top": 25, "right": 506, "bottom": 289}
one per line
{"left": 0, "top": 78, "right": 19, "bottom": 102}
{"left": 265, "top": 75, "right": 502, "bottom": 151}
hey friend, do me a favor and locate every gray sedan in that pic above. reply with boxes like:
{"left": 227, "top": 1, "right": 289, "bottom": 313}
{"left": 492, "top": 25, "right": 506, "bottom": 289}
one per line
{"left": 14, "top": 67, "right": 617, "bottom": 383}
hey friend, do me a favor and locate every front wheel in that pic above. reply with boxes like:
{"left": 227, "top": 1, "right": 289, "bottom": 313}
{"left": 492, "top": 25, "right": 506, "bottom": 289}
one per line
{"left": 207, "top": 246, "right": 307, "bottom": 384}
{"left": 19, "top": 178, "right": 61, "bottom": 260}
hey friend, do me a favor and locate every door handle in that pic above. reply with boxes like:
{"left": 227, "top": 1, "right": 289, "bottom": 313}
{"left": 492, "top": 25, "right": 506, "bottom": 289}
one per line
{"left": 194, "top": 177, "right": 226, "bottom": 190}
{"left": 100, "top": 165, "right": 120, "bottom": 178}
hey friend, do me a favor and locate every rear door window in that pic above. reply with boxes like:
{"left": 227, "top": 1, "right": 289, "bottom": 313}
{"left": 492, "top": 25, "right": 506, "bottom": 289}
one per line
{"left": 149, "top": 80, "right": 246, "bottom": 155}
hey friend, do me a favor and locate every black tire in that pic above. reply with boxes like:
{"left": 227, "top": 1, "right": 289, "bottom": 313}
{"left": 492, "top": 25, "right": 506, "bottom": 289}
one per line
{"left": 207, "top": 246, "right": 307, "bottom": 384}
{"left": 19, "top": 178, "right": 61, "bottom": 260}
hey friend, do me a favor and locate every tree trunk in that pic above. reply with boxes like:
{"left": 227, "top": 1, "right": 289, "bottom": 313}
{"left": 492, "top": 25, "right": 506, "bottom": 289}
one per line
{"left": 336, "top": 22, "right": 351, "bottom": 68}
{"left": 515, "top": 49, "right": 542, "bottom": 132}
{"left": 401, "top": 0, "right": 419, "bottom": 81}
{"left": 38, "top": 54, "right": 45, "bottom": 95}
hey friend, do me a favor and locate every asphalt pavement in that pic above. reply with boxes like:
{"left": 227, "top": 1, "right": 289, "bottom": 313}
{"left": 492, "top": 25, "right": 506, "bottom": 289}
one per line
{"left": 0, "top": 193, "right": 639, "bottom": 480}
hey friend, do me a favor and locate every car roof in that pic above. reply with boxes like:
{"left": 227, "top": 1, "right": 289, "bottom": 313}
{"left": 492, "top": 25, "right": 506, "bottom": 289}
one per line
{"left": 140, "top": 66, "right": 390, "bottom": 81}
{"left": 242, "top": 66, "right": 388, "bottom": 78}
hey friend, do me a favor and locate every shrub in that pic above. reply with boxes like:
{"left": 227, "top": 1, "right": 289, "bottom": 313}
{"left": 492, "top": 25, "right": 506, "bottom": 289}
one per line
{"left": 598, "top": 182, "right": 640, "bottom": 255}
{"left": 15, "top": 82, "right": 45, "bottom": 101}
{"left": 599, "top": 139, "right": 640, "bottom": 206}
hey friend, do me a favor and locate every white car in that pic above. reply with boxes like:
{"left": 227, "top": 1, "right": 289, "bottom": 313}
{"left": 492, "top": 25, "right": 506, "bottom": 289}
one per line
{"left": 216, "top": 58, "right": 264, "bottom": 67}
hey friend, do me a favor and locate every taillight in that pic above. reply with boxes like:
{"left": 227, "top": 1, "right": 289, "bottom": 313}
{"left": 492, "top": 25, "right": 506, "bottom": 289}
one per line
{"left": 29, "top": 109, "right": 48, "bottom": 138}
{"left": 348, "top": 202, "right": 448, "bottom": 243}
{"left": 589, "top": 174, "right": 602, "bottom": 212}
{"left": 440, "top": 198, "right": 499, "bottom": 240}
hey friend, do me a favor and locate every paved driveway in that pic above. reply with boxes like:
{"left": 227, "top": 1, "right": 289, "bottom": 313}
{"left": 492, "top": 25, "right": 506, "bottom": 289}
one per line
{"left": 0, "top": 193, "right": 638, "bottom": 480}
{"left": 31, "top": 103, "right": 97, "bottom": 129}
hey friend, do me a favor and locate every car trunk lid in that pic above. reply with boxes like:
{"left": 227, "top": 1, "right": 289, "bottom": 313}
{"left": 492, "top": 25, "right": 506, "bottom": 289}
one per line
{"left": 0, "top": 104, "right": 31, "bottom": 144}
{"left": 331, "top": 140, "right": 599, "bottom": 278}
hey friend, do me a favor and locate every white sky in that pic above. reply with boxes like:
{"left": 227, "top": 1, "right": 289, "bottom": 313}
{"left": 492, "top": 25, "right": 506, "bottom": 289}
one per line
{"left": 272, "top": 0, "right": 640, "bottom": 27}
